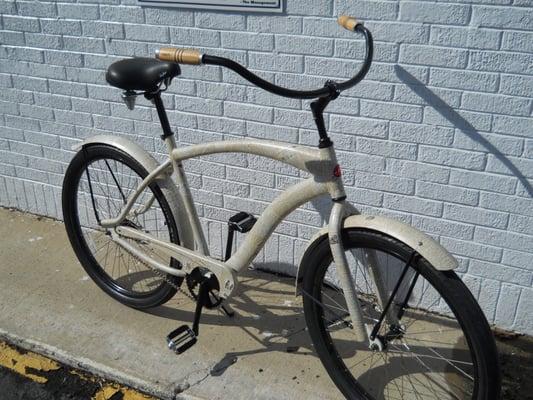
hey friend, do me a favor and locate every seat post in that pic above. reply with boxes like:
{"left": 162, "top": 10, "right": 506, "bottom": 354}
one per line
{"left": 150, "top": 92, "right": 174, "bottom": 139}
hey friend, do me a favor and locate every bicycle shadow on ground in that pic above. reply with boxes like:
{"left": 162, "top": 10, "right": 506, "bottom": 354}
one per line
{"left": 394, "top": 65, "right": 532, "bottom": 198}
{"left": 146, "top": 264, "right": 474, "bottom": 398}
{"left": 148, "top": 264, "right": 313, "bottom": 353}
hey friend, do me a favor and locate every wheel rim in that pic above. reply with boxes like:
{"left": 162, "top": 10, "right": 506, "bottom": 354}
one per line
{"left": 308, "top": 241, "right": 477, "bottom": 400}
{"left": 73, "top": 153, "right": 175, "bottom": 298}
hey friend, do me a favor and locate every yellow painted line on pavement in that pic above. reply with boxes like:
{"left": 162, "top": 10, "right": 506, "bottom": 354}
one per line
{"left": 70, "top": 368, "right": 98, "bottom": 382}
{"left": 0, "top": 341, "right": 155, "bottom": 399}
{"left": 93, "top": 385, "right": 121, "bottom": 400}
{"left": 93, "top": 384, "right": 154, "bottom": 400}
{"left": 0, "top": 341, "right": 60, "bottom": 383}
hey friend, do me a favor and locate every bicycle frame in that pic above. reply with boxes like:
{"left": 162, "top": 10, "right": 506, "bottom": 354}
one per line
{"left": 93, "top": 135, "right": 369, "bottom": 339}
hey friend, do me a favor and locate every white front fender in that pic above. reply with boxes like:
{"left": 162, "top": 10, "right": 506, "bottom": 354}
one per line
{"left": 295, "top": 214, "right": 458, "bottom": 295}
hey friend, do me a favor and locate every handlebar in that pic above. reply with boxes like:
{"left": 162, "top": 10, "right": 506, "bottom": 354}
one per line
{"left": 155, "top": 48, "right": 202, "bottom": 65}
{"left": 155, "top": 15, "right": 373, "bottom": 100}
{"left": 337, "top": 15, "right": 360, "bottom": 32}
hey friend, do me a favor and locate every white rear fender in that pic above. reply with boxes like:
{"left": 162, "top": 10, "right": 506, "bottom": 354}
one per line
{"left": 295, "top": 214, "right": 458, "bottom": 295}
{"left": 73, "top": 135, "right": 165, "bottom": 173}
{"left": 72, "top": 135, "right": 195, "bottom": 250}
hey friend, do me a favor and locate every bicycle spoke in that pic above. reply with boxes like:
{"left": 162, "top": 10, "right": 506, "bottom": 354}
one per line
{"left": 84, "top": 167, "right": 101, "bottom": 224}
{"left": 389, "top": 339, "right": 469, "bottom": 399}
{"left": 104, "top": 159, "right": 127, "bottom": 203}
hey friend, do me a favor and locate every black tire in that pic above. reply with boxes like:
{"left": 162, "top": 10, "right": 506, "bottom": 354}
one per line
{"left": 302, "top": 229, "right": 501, "bottom": 400}
{"left": 62, "top": 144, "right": 182, "bottom": 309}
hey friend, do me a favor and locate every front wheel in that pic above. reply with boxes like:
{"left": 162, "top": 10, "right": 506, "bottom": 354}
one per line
{"left": 302, "top": 229, "right": 500, "bottom": 400}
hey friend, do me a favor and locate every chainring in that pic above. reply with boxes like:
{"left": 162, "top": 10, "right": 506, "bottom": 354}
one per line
{"left": 185, "top": 267, "right": 222, "bottom": 309}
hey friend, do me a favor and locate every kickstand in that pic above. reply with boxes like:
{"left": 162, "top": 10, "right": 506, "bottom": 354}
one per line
{"left": 220, "top": 302, "right": 235, "bottom": 318}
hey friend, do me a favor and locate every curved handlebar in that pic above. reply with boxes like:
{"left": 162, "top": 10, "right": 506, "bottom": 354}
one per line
{"left": 156, "top": 16, "right": 373, "bottom": 100}
{"left": 336, "top": 24, "right": 373, "bottom": 92}
{"left": 202, "top": 54, "right": 329, "bottom": 99}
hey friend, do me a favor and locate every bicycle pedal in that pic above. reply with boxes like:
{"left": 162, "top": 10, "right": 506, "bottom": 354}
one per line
{"left": 229, "top": 212, "right": 256, "bottom": 233}
{"left": 225, "top": 212, "right": 257, "bottom": 261}
{"left": 166, "top": 325, "right": 197, "bottom": 354}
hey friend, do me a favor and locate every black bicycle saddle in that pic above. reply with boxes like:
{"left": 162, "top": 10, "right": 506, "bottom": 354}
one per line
{"left": 106, "top": 58, "right": 180, "bottom": 92}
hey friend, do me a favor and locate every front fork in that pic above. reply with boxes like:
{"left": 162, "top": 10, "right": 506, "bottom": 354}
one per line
{"left": 328, "top": 201, "right": 398, "bottom": 344}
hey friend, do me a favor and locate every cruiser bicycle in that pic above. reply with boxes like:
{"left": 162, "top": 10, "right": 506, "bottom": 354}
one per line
{"left": 62, "top": 16, "right": 501, "bottom": 399}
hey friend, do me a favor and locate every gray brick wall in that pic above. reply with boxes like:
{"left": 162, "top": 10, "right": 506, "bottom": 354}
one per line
{"left": 1, "top": 0, "right": 532, "bottom": 332}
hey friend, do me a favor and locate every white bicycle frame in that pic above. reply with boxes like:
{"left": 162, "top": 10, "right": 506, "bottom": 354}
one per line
{"left": 76, "top": 134, "right": 458, "bottom": 343}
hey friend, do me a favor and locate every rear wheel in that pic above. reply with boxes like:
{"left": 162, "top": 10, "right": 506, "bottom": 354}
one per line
{"left": 302, "top": 229, "right": 500, "bottom": 400}
{"left": 62, "top": 144, "right": 182, "bottom": 309}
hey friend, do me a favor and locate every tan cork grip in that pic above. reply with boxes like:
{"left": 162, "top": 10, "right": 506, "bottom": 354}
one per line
{"left": 337, "top": 15, "right": 360, "bottom": 31}
{"left": 156, "top": 48, "right": 202, "bottom": 65}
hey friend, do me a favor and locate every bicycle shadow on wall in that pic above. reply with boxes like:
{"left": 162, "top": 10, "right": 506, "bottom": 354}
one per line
{"left": 309, "top": 66, "right": 533, "bottom": 226}
{"left": 394, "top": 65, "right": 533, "bottom": 198}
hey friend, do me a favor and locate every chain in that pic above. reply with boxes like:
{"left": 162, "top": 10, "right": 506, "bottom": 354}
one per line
{"left": 124, "top": 239, "right": 197, "bottom": 302}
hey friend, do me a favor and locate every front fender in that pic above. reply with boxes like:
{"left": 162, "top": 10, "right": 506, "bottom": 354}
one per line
{"left": 73, "top": 135, "right": 194, "bottom": 250}
{"left": 295, "top": 214, "right": 458, "bottom": 295}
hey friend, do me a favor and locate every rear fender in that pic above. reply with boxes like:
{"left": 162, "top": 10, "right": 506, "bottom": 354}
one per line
{"left": 73, "top": 135, "right": 194, "bottom": 250}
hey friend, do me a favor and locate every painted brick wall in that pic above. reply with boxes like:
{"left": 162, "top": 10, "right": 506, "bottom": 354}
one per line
{"left": 0, "top": 0, "right": 532, "bottom": 333}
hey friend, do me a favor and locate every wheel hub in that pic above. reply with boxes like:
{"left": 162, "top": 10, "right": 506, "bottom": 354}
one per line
{"left": 369, "top": 335, "right": 386, "bottom": 352}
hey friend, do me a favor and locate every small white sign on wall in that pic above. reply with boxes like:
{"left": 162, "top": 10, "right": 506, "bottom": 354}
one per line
{"left": 137, "top": 0, "right": 283, "bottom": 13}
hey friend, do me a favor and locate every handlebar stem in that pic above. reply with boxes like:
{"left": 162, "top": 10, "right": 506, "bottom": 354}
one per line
{"left": 311, "top": 97, "right": 332, "bottom": 148}
{"left": 310, "top": 80, "right": 341, "bottom": 148}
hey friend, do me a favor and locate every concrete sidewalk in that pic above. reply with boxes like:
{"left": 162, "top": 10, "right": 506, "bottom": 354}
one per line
{"left": 0, "top": 208, "right": 340, "bottom": 400}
